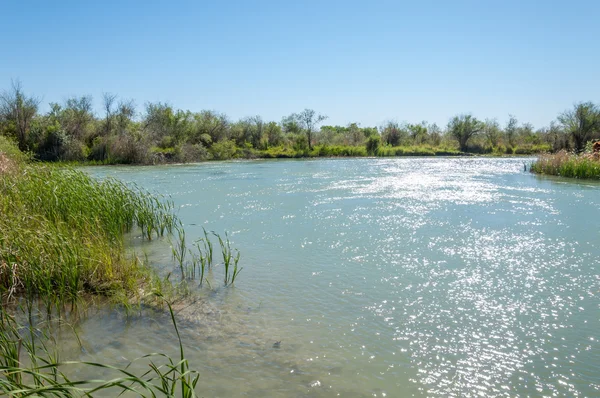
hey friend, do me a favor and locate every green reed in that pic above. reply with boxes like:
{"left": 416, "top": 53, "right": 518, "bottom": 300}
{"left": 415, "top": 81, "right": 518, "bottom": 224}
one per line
{"left": 212, "top": 232, "right": 242, "bottom": 286}
{"left": 168, "top": 225, "right": 241, "bottom": 287}
{"left": 0, "top": 296, "right": 199, "bottom": 397}
{"left": 531, "top": 151, "right": 600, "bottom": 179}
{"left": 201, "top": 227, "right": 214, "bottom": 266}
{"left": 0, "top": 140, "right": 178, "bottom": 308}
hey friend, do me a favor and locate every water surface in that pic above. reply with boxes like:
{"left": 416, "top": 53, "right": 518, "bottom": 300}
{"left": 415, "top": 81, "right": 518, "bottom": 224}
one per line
{"left": 78, "top": 158, "right": 599, "bottom": 397}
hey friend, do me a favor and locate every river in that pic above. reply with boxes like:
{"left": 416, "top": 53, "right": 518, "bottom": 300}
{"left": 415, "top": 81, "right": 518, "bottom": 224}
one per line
{"left": 74, "top": 157, "right": 599, "bottom": 397}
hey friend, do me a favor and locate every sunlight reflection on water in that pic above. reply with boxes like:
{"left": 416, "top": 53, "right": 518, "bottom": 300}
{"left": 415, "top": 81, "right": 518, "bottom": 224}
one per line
{"left": 78, "top": 158, "right": 600, "bottom": 397}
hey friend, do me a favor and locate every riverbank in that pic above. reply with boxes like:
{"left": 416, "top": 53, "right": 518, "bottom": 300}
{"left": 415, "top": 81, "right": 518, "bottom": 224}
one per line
{"left": 50, "top": 143, "right": 551, "bottom": 167}
{"left": 0, "top": 136, "right": 213, "bottom": 396}
{"left": 530, "top": 150, "right": 600, "bottom": 179}
{"left": 0, "top": 137, "right": 180, "bottom": 309}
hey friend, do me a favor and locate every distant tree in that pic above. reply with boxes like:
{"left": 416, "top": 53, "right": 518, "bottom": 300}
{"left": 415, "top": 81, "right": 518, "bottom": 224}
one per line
{"left": 143, "top": 102, "right": 193, "bottom": 147}
{"left": 281, "top": 115, "right": 301, "bottom": 134}
{"left": 102, "top": 93, "right": 117, "bottom": 135}
{"left": 362, "top": 127, "right": 379, "bottom": 139}
{"left": 542, "top": 121, "right": 569, "bottom": 151}
{"left": 483, "top": 118, "right": 501, "bottom": 147}
{"left": 558, "top": 102, "right": 600, "bottom": 153}
{"left": 264, "top": 121, "right": 283, "bottom": 147}
{"left": 193, "top": 110, "right": 229, "bottom": 144}
{"left": 61, "top": 95, "right": 94, "bottom": 139}
{"left": 428, "top": 123, "right": 442, "bottom": 146}
{"left": 348, "top": 123, "right": 363, "bottom": 146}
{"left": 0, "top": 80, "right": 40, "bottom": 150}
{"left": 505, "top": 115, "right": 518, "bottom": 148}
{"left": 517, "top": 122, "right": 536, "bottom": 145}
{"left": 115, "top": 99, "right": 136, "bottom": 134}
{"left": 408, "top": 122, "right": 428, "bottom": 144}
{"left": 447, "top": 114, "right": 483, "bottom": 151}
{"left": 381, "top": 121, "right": 407, "bottom": 147}
{"left": 293, "top": 109, "right": 327, "bottom": 150}
{"left": 365, "top": 134, "right": 381, "bottom": 155}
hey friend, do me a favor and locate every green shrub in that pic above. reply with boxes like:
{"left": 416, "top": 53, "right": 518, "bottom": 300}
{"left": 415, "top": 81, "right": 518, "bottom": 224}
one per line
{"left": 531, "top": 151, "right": 600, "bottom": 179}
{"left": 210, "top": 139, "right": 237, "bottom": 160}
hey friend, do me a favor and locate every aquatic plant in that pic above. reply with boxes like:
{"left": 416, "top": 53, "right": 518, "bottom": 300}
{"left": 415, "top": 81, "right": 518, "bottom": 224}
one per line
{"left": 171, "top": 224, "right": 187, "bottom": 280}
{"left": 168, "top": 226, "right": 242, "bottom": 287}
{"left": 531, "top": 150, "right": 600, "bottom": 179}
{"left": 201, "top": 227, "right": 214, "bottom": 267}
{"left": 213, "top": 232, "right": 242, "bottom": 286}
{"left": 0, "top": 138, "right": 177, "bottom": 309}
{"left": 0, "top": 295, "right": 200, "bottom": 397}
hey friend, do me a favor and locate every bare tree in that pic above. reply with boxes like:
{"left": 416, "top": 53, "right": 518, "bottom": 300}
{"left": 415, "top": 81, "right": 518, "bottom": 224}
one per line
{"left": 294, "top": 109, "right": 327, "bottom": 150}
{"left": 102, "top": 92, "right": 117, "bottom": 135}
{"left": 116, "top": 99, "right": 136, "bottom": 134}
{"left": 0, "top": 80, "right": 40, "bottom": 150}
{"left": 505, "top": 115, "right": 518, "bottom": 148}
{"left": 428, "top": 123, "right": 442, "bottom": 146}
{"left": 558, "top": 102, "right": 600, "bottom": 153}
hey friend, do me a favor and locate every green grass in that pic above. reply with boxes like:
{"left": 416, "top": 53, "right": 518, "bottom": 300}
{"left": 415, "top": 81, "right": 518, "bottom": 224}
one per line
{"left": 0, "top": 138, "right": 177, "bottom": 309}
{"left": 531, "top": 151, "right": 600, "bottom": 179}
{"left": 0, "top": 137, "right": 246, "bottom": 396}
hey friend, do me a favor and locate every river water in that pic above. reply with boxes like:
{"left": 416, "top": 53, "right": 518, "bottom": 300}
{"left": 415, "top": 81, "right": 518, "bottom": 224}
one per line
{"left": 76, "top": 158, "right": 599, "bottom": 397}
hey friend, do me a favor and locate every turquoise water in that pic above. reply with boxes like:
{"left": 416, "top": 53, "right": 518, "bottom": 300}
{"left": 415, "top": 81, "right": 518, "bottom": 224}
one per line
{"left": 79, "top": 158, "right": 599, "bottom": 397}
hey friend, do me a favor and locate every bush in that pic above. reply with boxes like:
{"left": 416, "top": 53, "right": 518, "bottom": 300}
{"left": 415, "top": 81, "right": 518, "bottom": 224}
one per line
{"left": 210, "top": 139, "right": 237, "bottom": 160}
{"left": 531, "top": 151, "right": 600, "bottom": 179}
{"left": 366, "top": 135, "right": 380, "bottom": 155}
{"left": 0, "top": 140, "right": 178, "bottom": 303}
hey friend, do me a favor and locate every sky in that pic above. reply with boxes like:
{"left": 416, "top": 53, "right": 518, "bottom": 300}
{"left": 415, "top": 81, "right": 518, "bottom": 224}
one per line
{"left": 1, "top": 0, "right": 598, "bottom": 129}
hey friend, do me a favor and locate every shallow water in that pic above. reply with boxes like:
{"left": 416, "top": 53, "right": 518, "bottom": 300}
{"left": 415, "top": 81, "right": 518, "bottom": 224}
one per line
{"left": 76, "top": 158, "right": 599, "bottom": 397}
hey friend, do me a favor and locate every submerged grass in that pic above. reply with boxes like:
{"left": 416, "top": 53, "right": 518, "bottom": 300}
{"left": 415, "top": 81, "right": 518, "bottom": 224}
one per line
{"left": 0, "top": 295, "right": 200, "bottom": 397}
{"left": 531, "top": 151, "right": 600, "bottom": 179}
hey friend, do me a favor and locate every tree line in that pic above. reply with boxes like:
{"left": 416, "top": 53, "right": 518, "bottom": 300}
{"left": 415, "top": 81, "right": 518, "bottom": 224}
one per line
{"left": 0, "top": 80, "right": 599, "bottom": 164}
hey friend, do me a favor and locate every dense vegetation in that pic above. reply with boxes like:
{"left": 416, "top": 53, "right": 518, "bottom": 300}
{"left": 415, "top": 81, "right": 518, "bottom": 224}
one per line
{"left": 0, "top": 136, "right": 240, "bottom": 396}
{"left": 531, "top": 150, "right": 600, "bottom": 179}
{"left": 3, "top": 81, "right": 598, "bottom": 165}
{"left": 0, "top": 136, "right": 178, "bottom": 310}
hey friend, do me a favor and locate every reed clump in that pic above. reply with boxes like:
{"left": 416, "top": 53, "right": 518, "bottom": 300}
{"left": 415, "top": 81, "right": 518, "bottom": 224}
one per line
{"left": 530, "top": 150, "right": 600, "bottom": 179}
{"left": 170, "top": 225, "right": 242, "bottom": 286}
{"left": 0, "top": 137, "right": 177, "bottom": 307}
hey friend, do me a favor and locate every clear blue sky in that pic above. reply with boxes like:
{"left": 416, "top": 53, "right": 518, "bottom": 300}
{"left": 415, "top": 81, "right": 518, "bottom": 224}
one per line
{"left": 1, "top": 0, "right": 598, "bottom": 129}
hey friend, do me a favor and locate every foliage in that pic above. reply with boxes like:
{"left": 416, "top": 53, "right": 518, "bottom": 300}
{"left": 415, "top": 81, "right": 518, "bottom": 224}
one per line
{"left": 447, "top": 114, "right": 483, "bottom": 151}
{"left": 531, "top": 150, "right": 600, "bottom": 179}
{"left": 558, "top": 102, "right": 600, "bottom": 153}
{"left": 365, "top": 135, "right": 380, "bottom": 155}
{"left": 1, "top": 81, "right": 599, "bottom": 164}
{"left": 0, "top": 139, "right": 177, "bottom": 307}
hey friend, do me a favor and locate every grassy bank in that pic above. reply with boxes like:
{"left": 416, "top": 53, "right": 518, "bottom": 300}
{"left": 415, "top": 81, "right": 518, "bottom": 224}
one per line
{"left": 530, "top": 151, "right": 600, "bottom": 179}
{"left": 0, "top": 135, "right": 177, "bottom": 309}
{"left": 0, "top": 136, "right": 209, "bottom": 395}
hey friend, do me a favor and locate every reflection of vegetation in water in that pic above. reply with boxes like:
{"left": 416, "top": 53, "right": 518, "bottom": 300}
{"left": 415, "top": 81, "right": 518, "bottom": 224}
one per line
{"left": 0, "top": 295, "right": 200, "bottom": 397}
